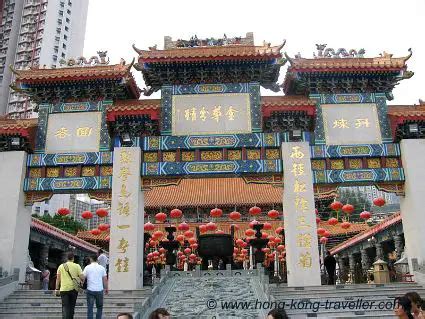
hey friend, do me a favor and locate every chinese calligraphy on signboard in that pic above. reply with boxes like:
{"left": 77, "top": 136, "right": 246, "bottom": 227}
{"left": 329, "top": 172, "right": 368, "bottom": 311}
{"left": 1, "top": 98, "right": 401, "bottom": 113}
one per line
{"left": 282, "top": 142, "right": 321, "bottom": 287}
{"left": 109, "top": 148, "right": 144, "bottom": 290}
{"left": 322, "top": 103, "right": 382, "bottom": 145}
{"left": 45, "top": 112, "right": 101, "bottom": 153}
{"left": 172, "top": 93, "right": 251, "bottom": 135}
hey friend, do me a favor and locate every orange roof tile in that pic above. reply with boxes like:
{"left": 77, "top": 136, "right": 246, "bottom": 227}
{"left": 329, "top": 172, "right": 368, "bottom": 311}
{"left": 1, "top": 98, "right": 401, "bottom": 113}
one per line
{"left": 261, "top": 96, "right": 316, "bottom": 107}
{"left": 135, "top": 44, "right": 283, "bottom": 63}
{"left": 330, "top": 212, "right": 401, "bottom": 254}
{"left": 288, "top": 55, "right": 409, "bottom": 72}
{"left": 15, "top": 63, "right": 134, "bottom": 82}
{"left": 109, "top": 99, "right": 160, "bottom": 111}
{"left": 145, "top": 177, "right": 282, "bottom": 208}
{"left": 388, "top": 105, "right": 425, "bottom": 117}
{"left": 0, "top": 118, "right": 38, "bottom": 130}
{"left": 77, "top": 220, "right": 368, "bottom": 243}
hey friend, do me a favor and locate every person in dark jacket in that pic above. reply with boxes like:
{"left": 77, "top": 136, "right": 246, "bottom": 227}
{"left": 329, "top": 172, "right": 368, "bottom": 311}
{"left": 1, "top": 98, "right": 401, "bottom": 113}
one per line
{"left": 324, "top": 251, "right": 337, "bottom": 285}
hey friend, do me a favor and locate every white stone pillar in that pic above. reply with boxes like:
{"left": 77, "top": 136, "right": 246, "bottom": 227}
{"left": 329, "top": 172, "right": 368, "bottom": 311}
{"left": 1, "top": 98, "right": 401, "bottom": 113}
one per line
{"left": 109, "top": 147, "right": 144, "bottom": 290}
{"left": 0, "top": 151, "right": 31, "bottom": 282}
{"left": 281, "top": 142, "right": 321, "bottom": 287}
{"left": 400, "top": 139, "right": 425, "bottom": 272}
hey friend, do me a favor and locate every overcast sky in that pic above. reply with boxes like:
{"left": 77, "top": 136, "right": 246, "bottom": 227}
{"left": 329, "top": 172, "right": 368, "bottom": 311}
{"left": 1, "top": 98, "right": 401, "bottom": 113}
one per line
{"left": 83, "top": 0, "right": 424, "bottom": 105}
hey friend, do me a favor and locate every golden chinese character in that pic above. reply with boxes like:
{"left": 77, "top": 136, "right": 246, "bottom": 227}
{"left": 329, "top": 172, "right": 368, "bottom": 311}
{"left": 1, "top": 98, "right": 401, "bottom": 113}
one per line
{"left": 294, "top": 196, "right": 309, "bottom": 212}
{"left": 118, "top": 167, "right": 131, "bottom": 182}
{"left": 117, "top": 238, "right": 129, "bottom": 253}
{"left": 76, "top": 127, "right": 92, "bottom": 137}
{"left": 291, "top": 163, "right": 305, "bottom": 176}
{"left": 120, "top": 151, "right": 132, "bottom": 164}
{"left": 55, "top": 127, "right": 70, "bottom": 139}
{"left": 296, "top": 216, "right": 312, "bottom": 230}
{"left": 294, "top": 180, "right": 306, "bottom": 193}
{"left": 296, "top": 233, "right": 312, "bottom": 248}
{"left": 184, "top": 107, "right": 197, "bottom": 121}
{"left": 199, "top": 107, "right": 208, "bottom": 121}
{"left": 119, "top": 184, "right": 131, "bottom": 198}
{"left": 333, "top": 118, "right": 350, "bottom": 129}
{"left": 225, "top": 106, "right": 238, "bottom": 120}
{"left": 290, "top": 146, "right": 305, "bottom": 159}
{"left": 117, "top": 201, "right": 130, "bottom": 216}
{"left": 211, "top": 106, "right": 222, "bottom": 122}
{"left": 117, "top": 225, "right": 130, "bottom": 229}
{"left": 298, "top": 252, "right": 312, "bottom": 268}
{"left": 115, "top": 257, "right": 129, "bottom": 272}
{"left": 354, "top": 118, "right": 370, "bottom": 128}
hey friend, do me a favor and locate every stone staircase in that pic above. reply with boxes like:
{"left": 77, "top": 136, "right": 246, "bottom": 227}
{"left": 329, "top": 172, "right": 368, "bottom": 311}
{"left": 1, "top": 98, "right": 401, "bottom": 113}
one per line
{"left": 0, "top": 288, "right": 151, "bottom": 319}
{"left": 269, "top": 282, "right": 425, "bottom": 318}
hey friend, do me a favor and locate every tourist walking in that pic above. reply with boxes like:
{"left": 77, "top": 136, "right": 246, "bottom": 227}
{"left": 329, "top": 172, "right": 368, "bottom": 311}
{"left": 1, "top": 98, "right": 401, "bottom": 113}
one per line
{"left": 55, "top": 252, "right": 84, "bottom": 319}
{"left": 97, "top": 249, "right": 109, "bottom": 273}
{"left": 324, "top": 251, "right": 337, "bottom": 285}
{"left": 41, "top": 268, "right": 50, "bottom": 291}
{"left": 394, "top": 296, "right": 414, "bottom": 319}
{"left": 83, "top": 255, "right": 108, "bottom": 319}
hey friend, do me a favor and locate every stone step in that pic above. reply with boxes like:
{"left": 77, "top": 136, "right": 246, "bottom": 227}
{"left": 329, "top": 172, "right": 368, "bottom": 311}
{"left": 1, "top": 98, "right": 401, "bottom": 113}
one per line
{"left": 11, "top": 289, "right": 150, "bottom": 295}
{"left": 0, "top": 308, "right": 134, "bottom": 314}
{"left": 2, "top": 297, "right": 146, "bottom": 304}
{"left": 270, "top": 283, "right": 422, "bottom": 291}
{"left": 270, "top": 287, "right": 425, "bottom": 296}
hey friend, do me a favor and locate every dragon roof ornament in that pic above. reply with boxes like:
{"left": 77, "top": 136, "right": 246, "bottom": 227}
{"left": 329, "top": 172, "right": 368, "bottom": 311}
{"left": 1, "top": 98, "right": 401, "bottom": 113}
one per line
{"left": 57, "top": 51, "right": 110, "bottom": 68}
{"left": 314, "top": 44, "right": 366, "bottom": 58}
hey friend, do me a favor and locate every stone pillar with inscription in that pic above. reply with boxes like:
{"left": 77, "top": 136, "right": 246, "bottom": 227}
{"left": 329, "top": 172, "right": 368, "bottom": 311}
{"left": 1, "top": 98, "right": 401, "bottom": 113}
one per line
{"left": 109, "top": 147, "right": 144, "bottom": 290}
{"left": 281, "top": 142, "right": 321, "bottom": 287}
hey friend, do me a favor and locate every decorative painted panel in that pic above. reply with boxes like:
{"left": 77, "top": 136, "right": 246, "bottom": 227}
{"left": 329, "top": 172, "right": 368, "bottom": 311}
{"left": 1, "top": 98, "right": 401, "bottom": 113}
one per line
{"left": 200, "top": 151, "right": 223, "bottom": 161}
{"left": 142, "top": 133, "right": 286, "bottom": 151}
{"left": 246, "top": 149, "right": 261, "bottom": 160}
{"left": 313, "top": 168, "right": 404, "bottom": 184}
{"left": 367, "top": 158, "right": 381, "bottom": 169}
{"left": 310, "top": 144, "right": 400, "bottom": 158}
{"left": 51, "top": 101, "right": 102, "bottom": 113}
{"left": 312, "top": 93, "right": 392, "bottom": 145}
{"left": 348, "top": 159, "right": 363, "bottom": 169}
{"left": 27, "top": 152, "right": 113, "bottom": 167}
{"left": 162, "top": 152, "right": 176, "bottom": 162}
{"left": 63, "top": 167, "right": 78, "bottom": 177}
{"left": 100, "top": 166, "right": 113, "bottom": 176}
{"left": 23, "top": 176, "right": 112, "bottom": 191}
{"left": 228, "top": 150, "right": 242, "bottom": 160}
{"left": 141, "top": 160, "right": 282, "bottom": 176}
{"left": 82, "top": 166, "right": 96, "bottom": 177}
{"left": 265, "top": 149, "right": 280, "bottom": 160}
{"left": 181, "top": 151, "right": 195, "bottom": 162}
{"left": 143, "top": 152, "right": 158, "bottom": 163}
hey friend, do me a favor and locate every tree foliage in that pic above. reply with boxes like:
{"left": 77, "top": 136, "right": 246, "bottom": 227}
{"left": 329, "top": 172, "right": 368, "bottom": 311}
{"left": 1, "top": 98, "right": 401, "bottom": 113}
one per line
{"left": 33, "top": 213, "right": 86, "bottom": 235}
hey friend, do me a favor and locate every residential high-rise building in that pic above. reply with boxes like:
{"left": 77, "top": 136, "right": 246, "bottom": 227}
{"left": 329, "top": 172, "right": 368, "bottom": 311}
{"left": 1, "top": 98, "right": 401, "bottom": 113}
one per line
{"left": 31, "top": 193, "right": 70, "bottom": 216}
{"left": 69, "top": 194, "right": 110, "bottom": 230}
{"left": 0, "top": 0, "right": 89, "bottom": 118}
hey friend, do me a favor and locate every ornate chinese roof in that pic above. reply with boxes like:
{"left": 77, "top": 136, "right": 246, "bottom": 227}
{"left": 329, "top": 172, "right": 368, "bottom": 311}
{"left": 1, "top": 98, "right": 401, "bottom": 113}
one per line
{"left": 31, "top": 217, "right": 99, "bottom": 253}
{"left": 388, "top": 103, "right": 425, "bottom": 118}
{"left": 283, "top": 48, "right": 413, "bottom": 96}
{"left": 106, "top": 99, "right": 161, "bottom": 121}
{"left": 261, "top": 96, "right": 317, "bottom": 117}
{"left": 330, "top": 212, "right": 401, "bottom": 255}
{"left": 0, "top": 117, "right": 37, "bottom": 136}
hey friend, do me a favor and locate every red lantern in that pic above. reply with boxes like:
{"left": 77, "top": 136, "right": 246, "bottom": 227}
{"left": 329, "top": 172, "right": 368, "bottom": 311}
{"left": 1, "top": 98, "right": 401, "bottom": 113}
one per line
{"left": 262, "top": 247, "right": 270, "bottom": 254}
{"left": 317, "top": 228, "right": 326, "bottom": 236}
{"left": 199, "top": 224, "right": 208, "bottom": 233}
{"left": 189, "top": 253, "right": 197, "bottom": 260}
{"left": 316, "top": 216, "right": 321, "bottom": 224}
{"left": 328, "top": 217, "right": 338, "bottom": 226}
{"left": 191, "top": 243, "right": 198, "bottom": 250}
{"left": 263, "top": 222, "right": 272, "bottom": 230}
{"left": 57, "top": 207, "right": 70, "bottom": 216}
{"left": 249, "top": 220, "right": 259, "bottom": 229}
{"left": 261, "top": 232, "right": 268, "bottom": 239}
{"left": 320, "top": 237, "right": 328, "bottom": 244}
{"left": 277, "top": 244, "right": 285, "bottom": 252}
{"left": 184, "top": 230, "right": 194, "bottom": 238}
{"left": 267, "top": 209, "right": 279, "bottom": 219}
{"left": 206, "top": 222, "right": 217, "bottom": 232}
{"left": 90, "top": 228, "right": 101, "bottom": 236}
{"left": 330, "top": 201, "right": 343, "bottom": 211}
{"left": 105, "top": 236, "right": 110, "bottom": 241}
{"left": 155, "top": 212, "right": 167, "bottom": 223}
{"left": 341, "top": 221, "right": 351, "bottom": 229}
{"left": 81, "top": 211, "right": 93, "bottom": 219}
{"left": 170, "top": 208, "right": 183, "bottom": 219}
{"left": 152, "top": 251, "right": 160, "bottom": 257}
{"left": 144, "top": 222, "right": 155, "bottom": 232}
{"left": 96, "top": 208, "right": 108, "bottom": 218}
{"left": 245, "top": 229, "right": 255, "bottom": 237}
{"left": 275, "top": 226, "right": 284, "bottom": 235}
{"left": 373, "top": 197, "right": 386, "bottom": 207}
{"left": 98, "top": 223, "right": 109, "bottom": 231}
{"left": 159, "top": 247, "right": 166, "bottom": 254}
{"left": 315, "top": 208, "right": 319, "bottom": 215}
{"left": 236, "top": 239, "right": 245, "bottom": 246}
{"left": 229, "top": 211, "right": 241, "bottom": 221}
{"left": 210, "top": 208, "right": 223, "bottom": 218}
{"left": 323, "top": 230, "right": 331, "bottom": 238}
{"left": 149, "top": 240, "right": 158, "bottom": 247}
{"left": 241, "top": 249, "right": 248, "bottom": 255}
{"left": 176, "top": 234, "right": 185, "bottom": 242}
{"left": 188, "top": 237, "right": 197, "bottom": 245}
{"left": 274, "top": 237, "right": 282, "bottom": 244}
{"left": 360, "top": 211, "right": 372, "bottom": 220}
{"left": 249, "top": 206, "right": 261, "bottom": 216}
{"left": 177, "top": 222, "right": 190, "bottom": 231}
{"left": 152, "top": 230, "right": 164, "bottom": 239}
{"left": 342, "top": 204, "right": 354, "bottom": 214}
{"left": 184, "top": 248, "right": 191, "bottom": 255}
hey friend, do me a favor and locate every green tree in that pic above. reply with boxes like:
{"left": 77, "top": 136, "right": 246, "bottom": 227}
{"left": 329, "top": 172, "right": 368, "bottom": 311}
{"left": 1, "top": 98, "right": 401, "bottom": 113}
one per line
{"left": 337, "top": 187, "right": 372, "bottom": 222}
{"left": 33, "top": 213, "right": 86, "bottom": 235}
